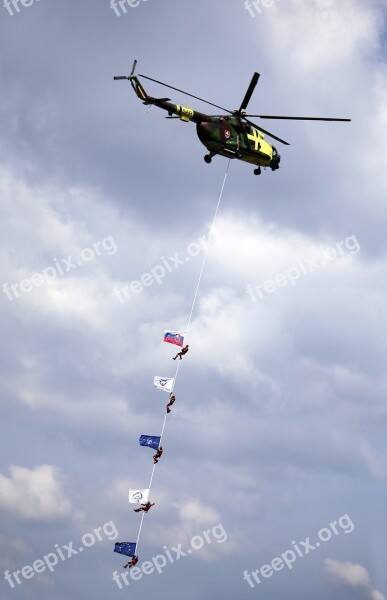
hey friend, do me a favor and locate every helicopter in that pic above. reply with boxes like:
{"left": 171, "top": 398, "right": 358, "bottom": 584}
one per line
{"left": 114, "top": 61, "right": 351, "bottom": 175}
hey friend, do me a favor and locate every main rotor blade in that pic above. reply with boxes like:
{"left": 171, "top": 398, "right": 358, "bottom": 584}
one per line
{"left": 238, "top": 72, "right": 260, "bottom": 114}
{"left": 130, "top": 59, "right": 137, "bottom": 77}
{"left": 245, "top": 118, "right": 290, "bottom": 145}
{"left": 246, "top": 115, "right": 351, "bottom": 122}
{"left": 138, "top": 74, "right": 233, "bottom": 114}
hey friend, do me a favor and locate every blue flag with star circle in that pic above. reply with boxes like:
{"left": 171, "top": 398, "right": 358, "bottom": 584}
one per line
{"left": 114, "top": 542, "right": 136, "bottom": 557}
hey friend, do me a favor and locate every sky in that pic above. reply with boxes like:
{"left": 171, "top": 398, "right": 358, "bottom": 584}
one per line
{"left": 1, "top": 0, "right": 387, "bottom": 598}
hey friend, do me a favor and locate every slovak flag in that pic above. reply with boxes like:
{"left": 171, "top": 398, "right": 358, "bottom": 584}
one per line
{"left": 164, "top": 331, "right": 184, "bottom": 347}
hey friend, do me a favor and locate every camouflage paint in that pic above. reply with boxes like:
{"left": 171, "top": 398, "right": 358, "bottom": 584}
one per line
{"left": 129, "top": 76, "right": 280, "bottom": 171}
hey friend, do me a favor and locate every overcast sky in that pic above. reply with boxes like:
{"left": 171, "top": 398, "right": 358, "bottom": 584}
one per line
{"left": 1, "top": 0, "right": 387, "bottom": 599}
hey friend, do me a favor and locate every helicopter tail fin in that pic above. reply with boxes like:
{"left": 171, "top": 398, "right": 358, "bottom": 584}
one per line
{"left": 130, "top": 76, "right": 149, "bottom": 102}
{"left": 130, "top": 76, "right": 171, "bottom": 106}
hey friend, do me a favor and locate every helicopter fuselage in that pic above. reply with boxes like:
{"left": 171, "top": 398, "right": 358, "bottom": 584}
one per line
{"left": 114, "top": 62, "right": 350, "bottom": 175}
{"left": 129, "top": 76, "right": 280, "bottom": 171}
{"left": 196, "top": 116, "right": 280, "bottom": 170}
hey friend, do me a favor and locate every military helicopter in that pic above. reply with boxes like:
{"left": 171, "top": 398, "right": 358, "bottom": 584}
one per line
{"left": 114, "top": 61, "right": 350, "bottom": 175}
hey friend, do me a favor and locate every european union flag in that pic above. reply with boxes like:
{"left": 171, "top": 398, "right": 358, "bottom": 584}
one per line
{"left": 114, "top": 542, "right": 136, "bottom": 557}
{"left": 139, "top": 435, "right": 161, "bottom": 450}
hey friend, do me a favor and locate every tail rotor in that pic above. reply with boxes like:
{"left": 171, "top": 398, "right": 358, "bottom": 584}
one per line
{"left": 114, "top": 59, "right": 138, "bottom": 81}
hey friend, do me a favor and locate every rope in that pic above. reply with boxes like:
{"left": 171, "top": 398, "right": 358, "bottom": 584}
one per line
{"left": 135, "top": 513, "right": 145, "bottom": 553}
{"left": 132, "top": 160, "right": 231, "bottom": 558}
{"left": 185, "top": 160, "right": 230, "bottom": 335}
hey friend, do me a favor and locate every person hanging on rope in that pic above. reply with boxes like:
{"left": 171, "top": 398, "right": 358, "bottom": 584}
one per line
{"left": 166, "top": 394, "right": 176, "bottom": 414}
{"left": 134, "top": 501, "right": 155, "bottom": 513}
{"left": 172, "top": 344, "right": 189, "bottom": 361}
{"left": 123, "top": 555, "right": 139, "bottom": 569}
{"left": 153, "top": 445, "right": 163, "bottom": 463}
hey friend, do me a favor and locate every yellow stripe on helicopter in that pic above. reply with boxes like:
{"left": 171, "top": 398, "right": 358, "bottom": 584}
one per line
{"left": 176, "top": 105, "right": 194, "bottom": 122}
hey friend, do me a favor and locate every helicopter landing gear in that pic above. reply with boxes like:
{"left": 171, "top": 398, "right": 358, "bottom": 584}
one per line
{"left": 235, "top": 150, "right": 243, "bottom": 159}
{"left": 204, "top": 152, "right": 215, "bottom": 164}
{"left": 254, "top": 167, "right": 261, "bottom": 175}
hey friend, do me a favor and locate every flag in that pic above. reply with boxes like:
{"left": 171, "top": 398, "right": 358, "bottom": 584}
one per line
{"left": 139, "top": 435, "right": 161, "bottom": 450}
{"left": 114, "top": 542, "right": 136, "bottom": 557}
{"left": 154, "top": 376, "right": 174, "bottom": 393}
{"left": 129, "top": 489, "right": 150, "bottom": 504}
{"left": 164, "top": 331, "right": 184, "bottom": 347}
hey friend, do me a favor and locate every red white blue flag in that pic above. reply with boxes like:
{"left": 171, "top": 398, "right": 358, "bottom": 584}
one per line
{"left": 164, "top": 331, "right": 184, "bottom": 347}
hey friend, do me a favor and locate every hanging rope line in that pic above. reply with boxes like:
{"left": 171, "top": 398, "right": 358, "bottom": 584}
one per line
{"left": 185, "top": 159, "right": 231, "bottom": 336}
{"left": 132, "top": 160, "right": 231, "bottom": 559}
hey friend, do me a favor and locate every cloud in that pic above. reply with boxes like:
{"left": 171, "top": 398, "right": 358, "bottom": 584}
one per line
{"left": 325, "top": 558, "right": 386, "bottom": 600}
{"left": 265, "top": 0, "right": 382, "bottom": 73}
{"left": 0, "top": 465, "right": 72, "bottom": 521}
{"left": 1, "top": 1, "right": 387, "bottom": 598}
{"left": 173, "top": 497, "right": 220, "bottom": 525}
{"left": 0, "top": 535, "right": 31, "bottom": 570}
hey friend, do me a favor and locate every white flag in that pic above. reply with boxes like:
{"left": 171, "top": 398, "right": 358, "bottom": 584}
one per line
{"left": 129, "top": 489, "right": 150, "bottom": 504}
{"left": 154, "top": 376, "right": 174, "bottom": 393}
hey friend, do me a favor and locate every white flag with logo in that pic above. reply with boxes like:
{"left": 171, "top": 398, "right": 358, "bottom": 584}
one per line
{"left": 129, "top": 489, "right": 150, "bottom": 504}
{"left": 154, "top": 376, "right": 174, "bottom": 393}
